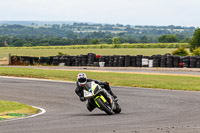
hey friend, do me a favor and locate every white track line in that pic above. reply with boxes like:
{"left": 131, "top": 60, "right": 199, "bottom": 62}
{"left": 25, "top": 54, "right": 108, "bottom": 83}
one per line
{"left": 0, "top": 76, "right": 75, "bottom": 83}
{"left": 0, "top": 106, "right": 46, "bottom": 123}
{"left": 0, "top": 76, "right": 70, "bottom": 122}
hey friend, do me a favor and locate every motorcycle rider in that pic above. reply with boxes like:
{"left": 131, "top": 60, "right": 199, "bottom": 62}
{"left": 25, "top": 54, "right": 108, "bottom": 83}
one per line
{"left": 75, "top": 73, "right": 118, "bottom": 112}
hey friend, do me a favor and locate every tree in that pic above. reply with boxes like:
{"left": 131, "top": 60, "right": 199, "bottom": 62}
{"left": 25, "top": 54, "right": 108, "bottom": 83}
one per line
{"left": 12, "top": 39, "right": 25, "bottom": 47}
{"left": 189, "top": 28, "right": 200, "bottom": 52}
{"left": 23, "top": 43, "right": 33, "bottom": 47}
{"left": 158, "top": 34, "right": 179, "bottom": 43}
{"left": 89, "top": 39, "right": 99, "bottom": 44}
{"left": 192, "top": 47, "right": 200, "bottom": 56}
{"left": 139, "top": 36, "right": 149, "bottom": 43}
{"left": 112, "top": 37, "right": 120, "bottom": 44}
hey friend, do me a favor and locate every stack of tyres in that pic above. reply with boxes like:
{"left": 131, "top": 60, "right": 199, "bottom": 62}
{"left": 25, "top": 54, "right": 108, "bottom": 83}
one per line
{"left": 59, "top": 56, "right": 65, "bottom": 64}
{"left": 196, "top": 56, "right": 200, "bottom": 68}
{"left": 113, "top": 55, "right": 119, "bottom": 67}
{"left": 99, "top": 56, "right": 105, "bottom": 62}
{"left": 160, "top": 55, "right": 167, "bottom": 67}
{"left": 21, "top": 56, "right": 30, "bottom": 65}
{"left": 53, "top": 55, "right": 61, "bottom": 66}
{"left": 190, "top": 56, "right": 197, "bottom": 68}
{"left": 109, "top": 56, "right": 114, "bottom": 67}
{"left": 105, "top": 56, "right": 110, "bottom": 67}
{"left": 63, "top": 55, "right": 71, "bottom": 66}
{"left": 74, "top": 56, "right": 80, "bottom": 66}
{"left": 93, "top": 55, "right": 100, "bottom": 67}
{"left": 71, "top": 56, "right": 75, "bottom": 66}
{"left": 179, "top": 57, "right": 184, "bottom": 67}
{"left": 93, "top": 61, "right": 99, "bottom": 67}
{"left": 183, "top": 56, "right": 190, "bottom": 67}
{"left": 40, "top": 57, "right": 50, "bottom": 65}
{"left": 79, "top": 56, "right": 83, "bottom": 66}
{"left": 98, "top": 56, "right": 105, "bottom": 67}
{"left": 87, "top": 53, "right": 96, "bottom": 66}
{"left": 136, "top": 55, "right": 143, "bottom": 67}
{"left": 167, "top": 55, "right": 173, "bottom": 67}
{"left": 124, "top": 55, "right": 131, "bottom": 67}
{"left": 118, "top": 56, "right": 125, "bottom": 67}
{"left": 153, "top": 55, "right": 161, "bottom": 67}
{"left": 81, "top": 55, "right": 87, "bottom": 66}
{"left": 131, "top": 56, "right": 137, "bottom": 67}
{"left": 49, "top": 56, "right": 54, "bottom": 65}
{"left": 32, "top": 57, "right": 39, "bottom": 65}
{"left": 173, "top": 55, "right": 180, "bottom": 68}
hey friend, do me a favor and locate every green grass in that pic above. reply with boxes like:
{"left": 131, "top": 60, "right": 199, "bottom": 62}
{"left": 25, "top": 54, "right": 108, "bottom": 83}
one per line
{"left": 0, "top": 100, "right": 38, "bottom": 115}
{"left": 0, "top": 48, "right": 185, "bottom": 56}
{"left": 0, "top": 67, "right": 200, "bottom": 91}
{"left": 3, "top": 43, "right": 189, "bottom": 49}
{"left": 0, "top": 43, "right": 190, "bottom": 56}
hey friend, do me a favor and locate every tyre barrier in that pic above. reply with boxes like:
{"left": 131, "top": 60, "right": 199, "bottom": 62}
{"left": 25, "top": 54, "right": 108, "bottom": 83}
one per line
{"left": 10, "top": 53, "right": 200, "bottom": 68}
{"left": 11, "top": 56, "right": 39, "bottom": 65}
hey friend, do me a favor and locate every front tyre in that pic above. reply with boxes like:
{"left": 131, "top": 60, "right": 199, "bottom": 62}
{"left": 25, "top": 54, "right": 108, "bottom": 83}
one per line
{"left": 96, "top": 97, "right": 114, "bottom": 115}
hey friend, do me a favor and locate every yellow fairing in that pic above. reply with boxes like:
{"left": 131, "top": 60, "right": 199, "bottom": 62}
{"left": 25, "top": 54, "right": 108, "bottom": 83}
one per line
{"left": 92, "top": 84, "right": 97, "bottom": 95}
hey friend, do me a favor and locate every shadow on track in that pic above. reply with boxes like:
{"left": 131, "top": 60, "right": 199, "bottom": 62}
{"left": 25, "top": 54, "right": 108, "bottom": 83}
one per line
{"left": 71, "top": 113, "right": 124, "bottom": 117}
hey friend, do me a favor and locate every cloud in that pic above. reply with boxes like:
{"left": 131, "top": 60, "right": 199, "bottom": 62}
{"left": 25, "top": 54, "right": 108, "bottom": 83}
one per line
{"left": 0, "top": 0, "right": 199, "bottom": 26}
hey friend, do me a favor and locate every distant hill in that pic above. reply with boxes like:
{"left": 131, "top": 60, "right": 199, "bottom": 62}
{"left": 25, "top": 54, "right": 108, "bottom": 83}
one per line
{"left": 0, "top": 21, "right": 76, "bottom": 26}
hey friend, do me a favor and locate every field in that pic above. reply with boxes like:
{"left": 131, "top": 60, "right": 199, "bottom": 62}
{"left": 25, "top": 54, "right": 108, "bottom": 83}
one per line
{"left": 0, "top": 48, "right": 187, "bottom": 57}
{"left": 0, "top": 43, "right": 190, "bottom": 56}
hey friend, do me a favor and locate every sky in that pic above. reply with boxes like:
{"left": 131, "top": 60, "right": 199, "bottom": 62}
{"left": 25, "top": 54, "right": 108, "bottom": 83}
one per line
{"left": 0, "top": 0, "right": 199, "bottom": 27}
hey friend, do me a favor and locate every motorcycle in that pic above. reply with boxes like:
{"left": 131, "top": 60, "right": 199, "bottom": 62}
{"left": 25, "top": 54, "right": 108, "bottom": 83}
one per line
{"left": 83, "top": 81, "right": 121, "bottom": 115}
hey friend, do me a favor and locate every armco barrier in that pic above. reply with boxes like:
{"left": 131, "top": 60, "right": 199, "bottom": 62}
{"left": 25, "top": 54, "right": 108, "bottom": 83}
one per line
{"left": 10, "top": 53, "right": 200, "bottom": 68}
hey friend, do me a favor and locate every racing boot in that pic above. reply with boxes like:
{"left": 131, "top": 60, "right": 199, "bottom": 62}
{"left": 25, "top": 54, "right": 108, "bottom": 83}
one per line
{"left": 105, "top": 85, "right": 118, "bottom": 101}
{"left": 100, "top": 89, "right": 115, "bottom": 110}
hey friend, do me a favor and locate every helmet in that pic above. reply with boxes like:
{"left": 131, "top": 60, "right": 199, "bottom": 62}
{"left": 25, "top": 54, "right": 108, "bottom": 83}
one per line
{"left": 77, "top": 73, "right": 87, "bottom": 86}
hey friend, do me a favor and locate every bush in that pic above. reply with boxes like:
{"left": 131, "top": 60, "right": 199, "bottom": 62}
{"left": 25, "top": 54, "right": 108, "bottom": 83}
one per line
{"left": 189, "top": 28, "right": 200, "bottom": 52}
{"left": 192, "top": 47, "right": 200, "bottom": 56}
{"left": 171, "top": 47, "right": 189, "bottom": 56}
{"left": 58, "top": 52, "right": 68, "bottom": 55}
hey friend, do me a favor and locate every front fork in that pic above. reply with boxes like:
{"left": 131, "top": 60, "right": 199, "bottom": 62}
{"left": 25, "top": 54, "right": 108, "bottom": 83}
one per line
{"left": 94, "top": 89, "right": 115, "bottom": 110}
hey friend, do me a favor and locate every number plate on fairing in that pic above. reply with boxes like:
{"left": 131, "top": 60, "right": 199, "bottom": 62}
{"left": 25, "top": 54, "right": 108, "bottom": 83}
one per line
{"left": 84, "top": 90, "right": 93, "bottom": 98}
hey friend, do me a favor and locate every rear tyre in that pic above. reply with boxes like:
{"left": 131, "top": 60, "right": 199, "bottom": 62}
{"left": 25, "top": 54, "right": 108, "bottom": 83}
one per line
{"left": 96, "top": 97, "right": 114, "bottom": 115}
{"left": 113, "top": 103, "right": 121, "bottom": 114}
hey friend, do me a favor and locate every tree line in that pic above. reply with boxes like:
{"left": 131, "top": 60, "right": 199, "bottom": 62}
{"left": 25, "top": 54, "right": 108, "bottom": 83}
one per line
{"left": 0, "top": 34, "right": 191, "bottom": 47}
{"left": 0, "top": 23, "right": 196, "bottom": 47}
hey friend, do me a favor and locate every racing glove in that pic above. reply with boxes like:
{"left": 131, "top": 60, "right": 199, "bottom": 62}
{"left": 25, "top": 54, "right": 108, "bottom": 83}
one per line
{"left": 103, "top": 81, "right": 109, "bottom": 85}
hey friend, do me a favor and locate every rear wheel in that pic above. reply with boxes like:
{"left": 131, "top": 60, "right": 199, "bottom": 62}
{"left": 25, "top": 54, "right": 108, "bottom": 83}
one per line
{"left": 96, "top": 97, "right": 114, "bottom": 115}
{"left": 113, "top": 103, "right": 121, "bottom": 114}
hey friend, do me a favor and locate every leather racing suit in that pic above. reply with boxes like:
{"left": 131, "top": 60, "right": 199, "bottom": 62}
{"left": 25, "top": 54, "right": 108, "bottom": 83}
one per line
{"left": 75, "top": 79, "right": 117, "bottom": 112}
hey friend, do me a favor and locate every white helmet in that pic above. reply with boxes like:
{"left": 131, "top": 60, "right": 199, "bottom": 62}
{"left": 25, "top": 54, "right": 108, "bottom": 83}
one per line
{"left": 77, "top": 73, "right": 87, "bottom": 86}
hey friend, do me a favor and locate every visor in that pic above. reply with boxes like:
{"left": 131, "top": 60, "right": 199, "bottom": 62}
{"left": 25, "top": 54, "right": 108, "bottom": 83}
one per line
{"left": 78, "top": 78, "right": 86, "bottom": 83}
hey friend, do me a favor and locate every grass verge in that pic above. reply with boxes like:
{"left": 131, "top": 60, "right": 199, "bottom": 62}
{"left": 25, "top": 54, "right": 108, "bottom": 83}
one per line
{"left": 0, "top": 67, "right": 200, "bottom": 91}
{"left": 0, "top": 100, "right": 38, "bottom": 115}
{"left": 0, "top": 48, "right": 184, "bottom": 56}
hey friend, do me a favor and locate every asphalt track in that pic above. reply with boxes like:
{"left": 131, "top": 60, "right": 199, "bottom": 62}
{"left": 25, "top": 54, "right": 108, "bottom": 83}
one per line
{"left": 1, "top": 77, "right": 200, "bottom": 133}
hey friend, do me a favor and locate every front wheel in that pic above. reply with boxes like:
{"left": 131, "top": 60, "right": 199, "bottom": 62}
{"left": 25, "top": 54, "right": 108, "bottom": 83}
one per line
{"left": 96, "top": 97, "right": 114, "bottom": 115}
